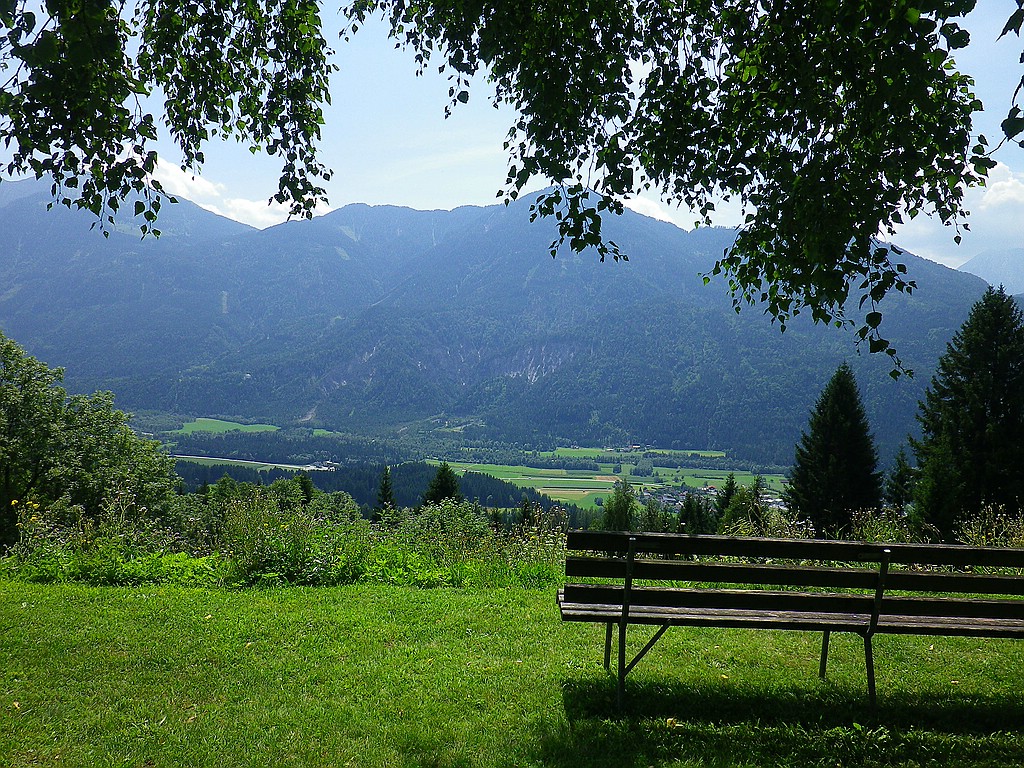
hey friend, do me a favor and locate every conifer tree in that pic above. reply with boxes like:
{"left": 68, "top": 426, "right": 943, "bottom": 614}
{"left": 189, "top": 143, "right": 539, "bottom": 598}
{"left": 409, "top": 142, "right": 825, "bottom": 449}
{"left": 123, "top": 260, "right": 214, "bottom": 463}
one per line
{"left": 376, "top": 465, "right": 396, "bottom": 512}
{"left": 715, "top": 473, "right": 738, "bottom": 519}
{"left": 912, "top": 287, "right": 1024, "bottom": 540}
{"left": 786, "top": 363, "right": 882, "bottom": 536}
{"left": 423, "top": 461, "right": 462, "bottom": 505}
{"left": 884, "top": 447, "right": 916, "bottom": 512}
{"left": 681, "top": 491, "right": 717, "bottom": 535}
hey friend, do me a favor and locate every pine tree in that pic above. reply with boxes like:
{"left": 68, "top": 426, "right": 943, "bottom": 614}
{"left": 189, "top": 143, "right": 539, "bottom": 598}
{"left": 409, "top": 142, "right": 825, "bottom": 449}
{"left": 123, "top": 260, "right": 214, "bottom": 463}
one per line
{"left": 423, "top": 461, "right": 462, "bottom": 505}
{"left": 884, "top": 447, "right": 916, "bottom": 511}
{"left": 786, "top": 363, "right": 882, "bottom": 536}
{"left": 715, "top": 473, "right": 738, "bottom": 518}
{"left": 376, "top": 465, "right": 396, "bottom": 511}
{"left": 912, "top": 287, "right": 1024, "bottom": 540}
{"left": 681, "top": 491, "right": 717, "bottom": 535}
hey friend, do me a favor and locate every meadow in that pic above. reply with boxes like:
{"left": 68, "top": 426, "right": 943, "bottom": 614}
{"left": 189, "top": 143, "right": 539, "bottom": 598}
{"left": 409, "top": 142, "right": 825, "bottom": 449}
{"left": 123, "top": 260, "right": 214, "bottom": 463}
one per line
{"left": 171, "top": 418, "right": 281, "bottom": 435}
{"left": 3, "top": 582, "right": 1023, "bottom": 767}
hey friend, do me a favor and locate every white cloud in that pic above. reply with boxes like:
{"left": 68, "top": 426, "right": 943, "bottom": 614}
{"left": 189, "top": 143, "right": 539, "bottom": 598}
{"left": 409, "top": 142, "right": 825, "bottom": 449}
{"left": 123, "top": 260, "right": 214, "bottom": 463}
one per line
{"left": 979, "top": 162, "right": 1024, "bottom": 209}
{"left": 151, "top": 161, "right": 331, "bottom": 229}
{"left": 890, "top": 161, "right": 1024, "bottom": 267}
{"left": 206, "top": 197, "right": 292, "bottom": 229}
{"left": 623, "top": 196, "right": 677, "bottom": 224}
{"left": 152, "top": 163, "right": 225, "bottom": 201}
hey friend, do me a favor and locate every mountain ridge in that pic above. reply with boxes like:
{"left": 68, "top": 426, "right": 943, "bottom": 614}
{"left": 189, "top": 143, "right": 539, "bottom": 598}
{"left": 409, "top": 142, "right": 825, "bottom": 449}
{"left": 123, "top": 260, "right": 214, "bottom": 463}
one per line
{"left": 0, "top": 178, "right": 989, "bottom": 464}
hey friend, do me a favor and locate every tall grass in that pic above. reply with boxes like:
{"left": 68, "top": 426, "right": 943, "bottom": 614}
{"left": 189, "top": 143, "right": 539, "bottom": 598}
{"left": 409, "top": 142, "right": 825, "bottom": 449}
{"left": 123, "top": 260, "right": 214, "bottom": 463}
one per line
{"left": 1, "top": 487, "right": 566, "bottom": 589}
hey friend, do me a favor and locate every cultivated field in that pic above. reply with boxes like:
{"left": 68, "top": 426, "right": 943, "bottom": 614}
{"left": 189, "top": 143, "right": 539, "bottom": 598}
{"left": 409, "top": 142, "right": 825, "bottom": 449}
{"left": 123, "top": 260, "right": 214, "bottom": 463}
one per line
{"left": 447, "top": 456, "right": 786, "bottom": 509}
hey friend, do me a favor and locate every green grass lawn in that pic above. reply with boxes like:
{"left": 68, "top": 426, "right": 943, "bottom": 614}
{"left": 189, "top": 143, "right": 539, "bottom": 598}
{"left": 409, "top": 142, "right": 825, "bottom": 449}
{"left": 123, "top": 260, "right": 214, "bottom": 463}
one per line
{"left": 172, "top": 418, "right": 280, "bottom": 435}
{"left": 3, "top": 583, "right": 1023, "bottom": 767}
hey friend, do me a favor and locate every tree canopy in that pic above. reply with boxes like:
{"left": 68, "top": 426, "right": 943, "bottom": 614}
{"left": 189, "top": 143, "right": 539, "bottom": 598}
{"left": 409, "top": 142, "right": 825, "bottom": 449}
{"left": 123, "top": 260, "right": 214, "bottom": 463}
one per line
{"left": 600, "top": 477, "right": 636, "bottom": 531}
{"left": 2, "top": 1, "right": 1023, "bottom": 362}
{"left": 0, "top": 332, "right": 177, "bottom": 547}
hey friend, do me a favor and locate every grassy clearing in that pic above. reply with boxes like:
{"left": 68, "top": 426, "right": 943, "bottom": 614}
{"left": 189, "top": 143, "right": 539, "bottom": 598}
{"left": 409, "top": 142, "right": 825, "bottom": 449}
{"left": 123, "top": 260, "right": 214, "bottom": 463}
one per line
{"left": 2, "top": 582, "right": 1023, "bottom": 767}
{"left": 174, "top": 456, "right": 307, "bottom": 471}
{"left": 172, "top": 418, "right": 280, "bottom": 435}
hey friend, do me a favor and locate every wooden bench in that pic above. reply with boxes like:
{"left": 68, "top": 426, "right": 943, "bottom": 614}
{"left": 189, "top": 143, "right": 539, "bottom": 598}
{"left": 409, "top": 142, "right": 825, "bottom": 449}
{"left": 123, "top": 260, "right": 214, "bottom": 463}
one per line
{"left": 557, "top": 531, "right": 1024, "bottom": 707}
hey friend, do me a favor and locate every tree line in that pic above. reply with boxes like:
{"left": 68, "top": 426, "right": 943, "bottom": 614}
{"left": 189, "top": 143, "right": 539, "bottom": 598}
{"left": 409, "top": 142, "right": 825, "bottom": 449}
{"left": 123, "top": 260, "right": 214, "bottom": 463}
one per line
{"left": 763, "top": 287, "right": 1023, "bottom": 542}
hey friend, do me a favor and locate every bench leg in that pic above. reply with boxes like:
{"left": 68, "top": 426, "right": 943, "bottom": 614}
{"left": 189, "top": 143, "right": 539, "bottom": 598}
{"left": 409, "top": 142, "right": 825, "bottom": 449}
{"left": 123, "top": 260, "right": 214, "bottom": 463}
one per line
{"left": 819, "top": 630, "right": 831, "bottom": 679}
{"left": 604, "top": 622, "right": 613, "bottom": 670}
{"left": 864, "top": 635, "right": 876, "bottom": 708}
{"left": 617, "top": 622, "right": 627, "bottom": 709}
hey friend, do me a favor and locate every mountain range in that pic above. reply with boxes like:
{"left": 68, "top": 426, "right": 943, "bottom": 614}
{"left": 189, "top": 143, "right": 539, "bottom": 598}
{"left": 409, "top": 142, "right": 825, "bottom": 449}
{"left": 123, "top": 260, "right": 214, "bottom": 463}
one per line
{"left": 959, "top": 248, "right": 1024, "bottom": 295}
{"left": 0, "top": 178, "right": 995, "bottom": 464}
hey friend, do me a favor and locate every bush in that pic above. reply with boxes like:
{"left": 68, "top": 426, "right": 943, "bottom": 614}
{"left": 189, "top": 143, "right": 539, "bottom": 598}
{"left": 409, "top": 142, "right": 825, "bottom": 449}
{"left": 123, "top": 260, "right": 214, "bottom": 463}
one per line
{"left": 2, "top": 485, "right": 568, "bottom": 590}
{"left": 220, "top": 491, "right": 373, "bottom": 586}
{"left": 2, "top": 497, "right": 230, "bottom": 586}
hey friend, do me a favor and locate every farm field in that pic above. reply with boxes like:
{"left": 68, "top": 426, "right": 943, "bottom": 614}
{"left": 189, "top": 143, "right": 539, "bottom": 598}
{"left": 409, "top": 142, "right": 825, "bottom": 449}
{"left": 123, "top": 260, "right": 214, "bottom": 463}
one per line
{"left": 445, "top": 458, "right": 786, "bottom": 509}
{"left": 2, "top": 582, "right": 1022, "bottom": 768}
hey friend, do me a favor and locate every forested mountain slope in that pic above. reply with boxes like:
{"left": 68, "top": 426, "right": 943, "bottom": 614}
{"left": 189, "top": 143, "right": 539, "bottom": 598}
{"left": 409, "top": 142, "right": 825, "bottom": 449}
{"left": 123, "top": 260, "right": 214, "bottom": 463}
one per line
{"left": 0, "top": 178, "right": 988, "bottom": 463}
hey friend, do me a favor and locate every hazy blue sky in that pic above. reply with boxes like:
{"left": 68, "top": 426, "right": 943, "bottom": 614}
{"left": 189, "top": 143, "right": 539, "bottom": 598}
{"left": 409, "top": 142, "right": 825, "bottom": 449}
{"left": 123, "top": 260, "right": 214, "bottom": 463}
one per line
{"left": 148, "top": 7, "right": 1023, "bottom": 267}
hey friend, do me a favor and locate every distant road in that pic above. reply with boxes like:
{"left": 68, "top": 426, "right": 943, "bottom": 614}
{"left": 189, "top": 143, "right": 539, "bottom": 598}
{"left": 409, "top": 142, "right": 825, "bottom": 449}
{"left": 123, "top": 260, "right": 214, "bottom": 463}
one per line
{"left": 172, "top": 454, "right": 334, "bottom": 472}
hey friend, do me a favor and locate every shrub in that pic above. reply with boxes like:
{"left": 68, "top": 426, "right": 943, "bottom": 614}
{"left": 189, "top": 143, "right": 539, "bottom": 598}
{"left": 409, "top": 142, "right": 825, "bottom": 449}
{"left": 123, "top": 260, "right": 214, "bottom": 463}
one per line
{"left": 219, "top": 491, "right": 373, "bottom": 586}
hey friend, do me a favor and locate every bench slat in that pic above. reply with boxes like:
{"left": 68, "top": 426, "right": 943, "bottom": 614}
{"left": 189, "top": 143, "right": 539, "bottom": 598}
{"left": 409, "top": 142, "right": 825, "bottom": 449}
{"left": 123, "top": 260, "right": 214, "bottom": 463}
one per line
{"left": 566, "top": 556, "right": 880, "bottom": 590}
{"left": 561, "top": 584, "right": 874, "bottom": 615}
{"left": 885, "top": 570, "right": 1024, "bottom": 597}
{"left": 566, "top": 531, "right": 1024, "bottom": 569}
{"left": 881, "top": 595, "right": 1024, "bottom": 621}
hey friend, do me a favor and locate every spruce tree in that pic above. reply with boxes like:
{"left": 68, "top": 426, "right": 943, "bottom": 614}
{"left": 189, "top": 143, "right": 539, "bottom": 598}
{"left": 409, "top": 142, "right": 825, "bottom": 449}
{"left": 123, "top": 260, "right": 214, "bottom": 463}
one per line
{"left": 376, "top": 465, "right": 396, "bottom": 511}
{"left": 884, "top": 447, "right": 916, "bottom": 512}
{"left": 912, "top": 287, "right": 1024, "bottom": 540}
{"left": 786, "top": 363, "right": 882, "bottom": 536}
{"left": 715, "top": 473, "right": 738, "bottom": 519}
{"left": 423, "top": 461, "right": 462, "bottom": 505}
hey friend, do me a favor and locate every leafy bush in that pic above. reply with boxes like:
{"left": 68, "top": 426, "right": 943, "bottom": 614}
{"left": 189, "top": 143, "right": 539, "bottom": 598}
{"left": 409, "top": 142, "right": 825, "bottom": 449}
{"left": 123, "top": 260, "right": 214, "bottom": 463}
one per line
{"left": 2, "top": 494, "right": 230, "bottom": 585}
{"left": 219, "top": 491, "right": 373, "bottom": 586}
{"left": 2, "top": 483, "right": 568, "bottom": 590}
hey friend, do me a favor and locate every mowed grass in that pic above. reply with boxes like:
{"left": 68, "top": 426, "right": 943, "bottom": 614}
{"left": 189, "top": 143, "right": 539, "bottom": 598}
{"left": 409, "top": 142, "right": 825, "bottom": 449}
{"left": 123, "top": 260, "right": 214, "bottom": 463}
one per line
{"left": 172, "top": 418, "right": 280, "bottom": 435}
{"left": 3, "top": 582, "right": 1024, "bottom": 767}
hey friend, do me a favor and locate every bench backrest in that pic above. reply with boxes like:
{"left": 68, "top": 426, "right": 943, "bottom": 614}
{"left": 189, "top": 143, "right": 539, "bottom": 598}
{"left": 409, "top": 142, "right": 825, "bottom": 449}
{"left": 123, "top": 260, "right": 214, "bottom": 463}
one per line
{"left": 564, "top": 531, "right": 1024, "bottom": 623}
